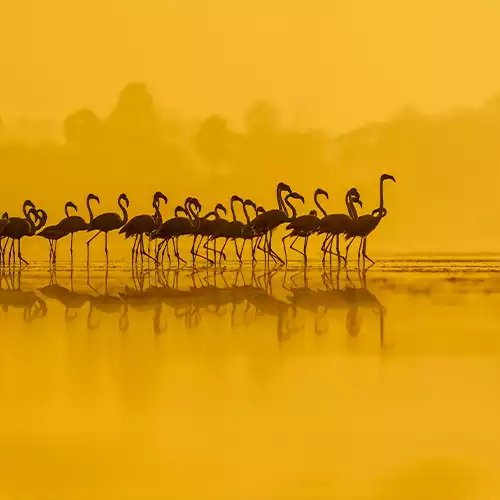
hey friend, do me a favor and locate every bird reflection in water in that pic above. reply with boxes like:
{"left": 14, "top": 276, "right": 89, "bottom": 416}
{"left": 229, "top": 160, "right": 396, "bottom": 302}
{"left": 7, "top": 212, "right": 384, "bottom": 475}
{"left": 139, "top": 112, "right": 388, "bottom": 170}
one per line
{"left": 0, "top": 268, "right": 47, "bottom": 322}
{"left": 38, "top": 268, "right": 90, "bottom": 322}
{"left": 3, "top": 264, "right": 387, "bottom": 346}
{"left": 86, "top": 267, "right": 128, "bottom": 332}
{"left": 286, "top": 267, "right": 386, "bottom": 346}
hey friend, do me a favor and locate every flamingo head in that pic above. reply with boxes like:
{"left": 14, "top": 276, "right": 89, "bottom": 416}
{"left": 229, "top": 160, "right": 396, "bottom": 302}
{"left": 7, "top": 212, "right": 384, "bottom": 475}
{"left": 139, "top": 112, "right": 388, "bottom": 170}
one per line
{"left": 244, "top": 199, "right": 257, "bottom": 210}
{"left": 231, "top": 195, "right": 244, "bottom": 204}
{"left": 119, "top": 193, "right": 130, "bottom": 207}
{"left": 87, "top": 193, "right": 100, "bottom": 204}
{"left": 215, "top": 203, "right": 227, "bottom": 216}
{"left": 309, "top": 209, "right": 318, "bottom": 216}
{"left": 381, "top": 174, "right": 396, "bottom": 183}
{"left": 190, "top": 198, "right": 202, "bottom": 213}
{"left": 153, "top": 191, "right": 168, "bottom": 208}
{"left": 314, "top": 188, "right": 329, "bottom": 199}
{"left": 277, "top": 182, "right": 292, "bottom": 193}
{"left": 288, "top": 192, "right": 305, "bottom": 204}
{"left": 1, "top": 212, "right": 8, "bottom": 219}
{"left": 23, "top": 200, "right": 36, "bottom": 210}
{"left": 36, "top": 209, "right": 48, "bottom": 230}
{"left": 66, "top": 201, "right": 78, "bottom": 213}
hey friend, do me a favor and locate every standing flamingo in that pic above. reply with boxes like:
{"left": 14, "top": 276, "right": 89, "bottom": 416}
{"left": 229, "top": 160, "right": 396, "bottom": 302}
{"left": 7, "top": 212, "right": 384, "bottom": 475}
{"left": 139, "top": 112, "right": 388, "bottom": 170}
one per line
{"left": 2, "top": 200, "right": 36, "bottom": 265}
{"left": 119, "top": 191, "right": 168, "bottom": 265}
{"left": 3, "top": 207, "right": 43, "bottom": 266}
{"left": 56, "top": 194, "right": 100, "bottom": 260}
{"left": 317, "top": 188, "right": 362, "bottom": 264}
{"left": 344, "top": 174, "right": 396, "bottom": 266}
{"left": 87, "top": 193, "right": 129, "bottom": 265}
{"left": 250, "top": 182, "right": 296, "bottom": 264}
{"left": 152, "top": 198, "right": 201, "bottom": 266}
{"left": 282, "top": 188, "right": 328, "bottom": 264}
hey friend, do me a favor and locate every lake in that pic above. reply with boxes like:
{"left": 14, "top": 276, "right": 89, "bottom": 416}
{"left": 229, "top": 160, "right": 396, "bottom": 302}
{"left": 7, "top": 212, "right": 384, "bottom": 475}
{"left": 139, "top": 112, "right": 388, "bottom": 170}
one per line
{"left": 1, "top": 258, "right": 500, "bottom": 499}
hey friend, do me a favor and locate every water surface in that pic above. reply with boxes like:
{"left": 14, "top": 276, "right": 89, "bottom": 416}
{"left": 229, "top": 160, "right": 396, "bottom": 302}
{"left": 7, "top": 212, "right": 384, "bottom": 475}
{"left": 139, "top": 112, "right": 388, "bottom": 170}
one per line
{"left": 1, "top": 258, "right": 500, "bottom": 499}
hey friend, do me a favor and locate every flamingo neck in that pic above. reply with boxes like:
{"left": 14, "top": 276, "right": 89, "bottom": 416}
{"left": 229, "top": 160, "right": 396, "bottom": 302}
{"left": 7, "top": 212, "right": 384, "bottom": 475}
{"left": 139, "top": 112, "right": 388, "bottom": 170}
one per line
{"left": 118, "top": 198, "right": 129, "bottom": 225}
{"left": 87, "top": 196, "right": 95, "bottom": 222}
{"left": 376, "top": 178, "right": 386, "bottom": 220}
{"left": 350, "top": 195, "right": 360, "bottom": 220}
{"left": 345, "top": 192, "right": 354, "bottom": 219}
{"left": 314, "top": 192, "right": 327, "bottom": 218}
{"left": 242, "top": 202, "right": 253, "bottom": 224}
{"left": 284, "top": 196, "right": 297, "bottom": 220}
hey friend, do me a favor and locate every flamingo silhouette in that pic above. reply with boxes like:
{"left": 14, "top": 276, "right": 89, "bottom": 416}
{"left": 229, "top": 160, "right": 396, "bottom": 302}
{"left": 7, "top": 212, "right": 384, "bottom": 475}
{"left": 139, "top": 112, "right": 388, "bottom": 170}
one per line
{"left": 250, "top": 182, "right": 293, "bottom": 264}
{"left": 119, "top": 191, "right": 168, "bottom": 265}
{"left": 344, "top": 174, "right": 396, "bottom": 266}
{"left": 87, "top": 193, "right": 129, "bottom": 265}
{"left": 151, "top": 198, "right": 201, "bottom": 266}
{"left": 56, "top": 194, "right": 100, "bottom": 260}
{"left": 282, "top": 188, "right": 328, "bottom": 264}
{"left": 317, "top": 188, "right": 362, "bottom": 264}
{"left": 3, "top": 206, "right": 42, "bottom": 266}
{"left": 0, "top": 212, "right": 10, "bottom": 265}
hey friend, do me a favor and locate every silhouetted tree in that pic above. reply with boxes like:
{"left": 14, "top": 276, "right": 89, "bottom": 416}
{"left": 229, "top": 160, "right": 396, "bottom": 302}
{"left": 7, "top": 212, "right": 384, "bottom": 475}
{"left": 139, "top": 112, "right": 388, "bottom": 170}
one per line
{"left": 63, "top": 109, "right": 102, "bottom": 149}
{"left": 194, "top": 115, "right": 233, "bottom": 166}
{"left": 107, "top": 82, "right": 160, "bottom": 146}
{"left": 245, "top": 100, "right": 279, "bottom": 137}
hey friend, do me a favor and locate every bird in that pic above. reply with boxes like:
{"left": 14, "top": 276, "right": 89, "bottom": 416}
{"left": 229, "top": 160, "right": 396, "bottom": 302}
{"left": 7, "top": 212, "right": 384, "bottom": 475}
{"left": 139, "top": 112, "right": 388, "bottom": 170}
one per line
{"left": 282, "top": 188, "right": 328, "bottom": 264}
{"left": 56, "top": 194, "right": 100, "bottom": 260}
{"left": 2, "top": 200, "right": 37, "bottom": 265}
{"left": 317, "top": 188, "right": 362, "bottom": 265}
{"left": 207, "top": 195, "right": 248, "bottom": 264}
{"left": 37, "top": 219, "right": 68, "bottom": 265}
{"left": 0, "top": 212, "right": 10, "bottom": 265}
{"left": 87, "top": 193, "right": 130, "bottom": 265}
{"left": 344, "top": 173, "right": 396, "bottom": 266}
{"left": 151, "top": 197, "right": 201, "bottom": 266}
{"left": 194, "top": 203, "right": 227, "bottom": 265}
{"left": 250, "top": 182, "right": 300, "bottom": 264}
{"left": 2, "top": 206, "right": 42, "bottom": 266}
{"left": 119, "top": 191, "right": 168, "bottom": 265}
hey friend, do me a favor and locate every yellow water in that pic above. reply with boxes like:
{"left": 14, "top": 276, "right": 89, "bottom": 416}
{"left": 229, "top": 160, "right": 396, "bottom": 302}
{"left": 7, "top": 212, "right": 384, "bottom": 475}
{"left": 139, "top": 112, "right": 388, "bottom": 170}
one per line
{"left": 1, "top": 261, "right": 500, "bottom": 499}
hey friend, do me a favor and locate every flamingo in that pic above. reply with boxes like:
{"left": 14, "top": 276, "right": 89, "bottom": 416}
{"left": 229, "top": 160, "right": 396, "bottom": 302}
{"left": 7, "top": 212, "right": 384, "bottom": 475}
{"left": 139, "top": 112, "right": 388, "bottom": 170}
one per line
{"left": 317, "top": 188, "right": 362, "bottom": 264}
{"left": 250, "top": 182, "right": 298, "bottom": 264}
{"left": 151, "top": 198, "right": 201, "bottom": 266}
{"left": 2, "top": 207, "right": 42, "bottom": 266}
{"left": 344, "top": 173, "right": 396, "bottom": 266}
{"left": 282, "top": 188, "right": 328, "bottom": 264}
{"left": 119, "top": 191, "right": 168, "bottom": 265}
{"left": 56, "top": 194, "right": 100, "bottom": 260}
{"left": 2, "top": 200, "right": 36, "bottom": 265}
{"left": 87, "top": 193, "right": 129, "bottom": 265}
{"left": 207, "top": 195, "right": 248, "bottom": 264}
{"left": 194, "top": 203, "right": 227, "bottom": 265}
{"left": 0, "top": 212, "right": 10, "bottom": 265}
{"left": 253, "top": 191, "right": 304, "bottom": 265}
{"left": 37, "top": 213, "right": 68, "bottom": 265}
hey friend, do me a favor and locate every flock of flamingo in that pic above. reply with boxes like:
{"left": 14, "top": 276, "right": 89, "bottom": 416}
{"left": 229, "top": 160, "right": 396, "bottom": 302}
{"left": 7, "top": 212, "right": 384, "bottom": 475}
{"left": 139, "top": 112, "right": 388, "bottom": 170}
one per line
{"left": 0, "top": 173, "right": 395, "bottom": 268}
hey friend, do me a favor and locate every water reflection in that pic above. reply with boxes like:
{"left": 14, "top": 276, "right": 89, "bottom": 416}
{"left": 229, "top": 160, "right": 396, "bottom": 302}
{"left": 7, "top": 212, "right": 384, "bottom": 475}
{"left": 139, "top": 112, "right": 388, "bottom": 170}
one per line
{"left": 3, "top": 263, "right": 500, "bottom": 498}
{"left": 21, "top": 266, "right": 389, "bottom": 346}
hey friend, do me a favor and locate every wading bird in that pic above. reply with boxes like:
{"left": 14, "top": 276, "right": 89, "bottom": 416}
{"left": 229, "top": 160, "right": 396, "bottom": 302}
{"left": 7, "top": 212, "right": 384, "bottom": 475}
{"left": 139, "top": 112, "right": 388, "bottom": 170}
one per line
{"left": 344, "top": 174, "right": 396, "bottom": 266}
{"left": 87, "top": 193, "right": 129, "bottom": 265}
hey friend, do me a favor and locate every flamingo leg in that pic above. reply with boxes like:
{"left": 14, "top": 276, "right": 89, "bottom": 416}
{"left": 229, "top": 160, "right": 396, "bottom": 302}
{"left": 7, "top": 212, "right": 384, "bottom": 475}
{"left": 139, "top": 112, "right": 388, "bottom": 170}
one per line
{"left": 70, "top": 233, "right": 74, "bottom": 262}
{"left": 345, "top": 237, "right": 356, "bottom": 263}
{"left": 290, "top": 236, "right": 307, "bottom": 261}
{"left": 86, "top": 231, "right": 102, "bottom": 266}
{"left": 281, "top": 233, "right": 292, "bottom": 263}
{"left": 362, "top": 237, "right": 375, "bottom": 265}
{"left": 267, "top": 232, "right": 284, "bottom": 265}
{"left": 104, "top": 232, "right": 109, "bottom": 265}
{"left": 53, "top": 240, "right": 57, "bottom": 265}
{"left": 234, "top": 239, "right": 242, "bottom": 263}
{"left": 139, "top": 234, "right": 158, "bottom": 265}
{"left": 219, "top": 239, "right": 229, "bottom": 264}
{"left": 174, "top": 237, "right": 187, "bottom": 265}
{"left": 18, "top": 239, "right": 28, "bottom": 266}
{"left": 321, "top": 234, "right": 332, "bottom": 264}
{"left": 201, "top": 237, "right": 219, "bottom": 265}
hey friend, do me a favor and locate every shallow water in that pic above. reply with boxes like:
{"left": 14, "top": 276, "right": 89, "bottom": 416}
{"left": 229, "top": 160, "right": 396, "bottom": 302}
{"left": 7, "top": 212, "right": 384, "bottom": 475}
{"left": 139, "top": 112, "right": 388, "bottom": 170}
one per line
{"left": 1, "top": 259, "right": 500, "bottom": 499}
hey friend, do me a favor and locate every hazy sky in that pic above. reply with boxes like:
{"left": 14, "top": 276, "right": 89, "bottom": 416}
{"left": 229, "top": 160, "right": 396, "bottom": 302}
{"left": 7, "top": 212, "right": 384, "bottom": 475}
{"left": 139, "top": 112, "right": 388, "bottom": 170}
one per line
{"left": 2, "top": 0, "right": 500, "bottom": 131}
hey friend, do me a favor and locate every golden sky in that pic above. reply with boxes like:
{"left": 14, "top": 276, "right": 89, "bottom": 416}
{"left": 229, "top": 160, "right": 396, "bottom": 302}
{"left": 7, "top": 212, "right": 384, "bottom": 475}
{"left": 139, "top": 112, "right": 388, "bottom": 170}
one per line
{"left": 2, "top": 0, "right": 500, "bottom": 131}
